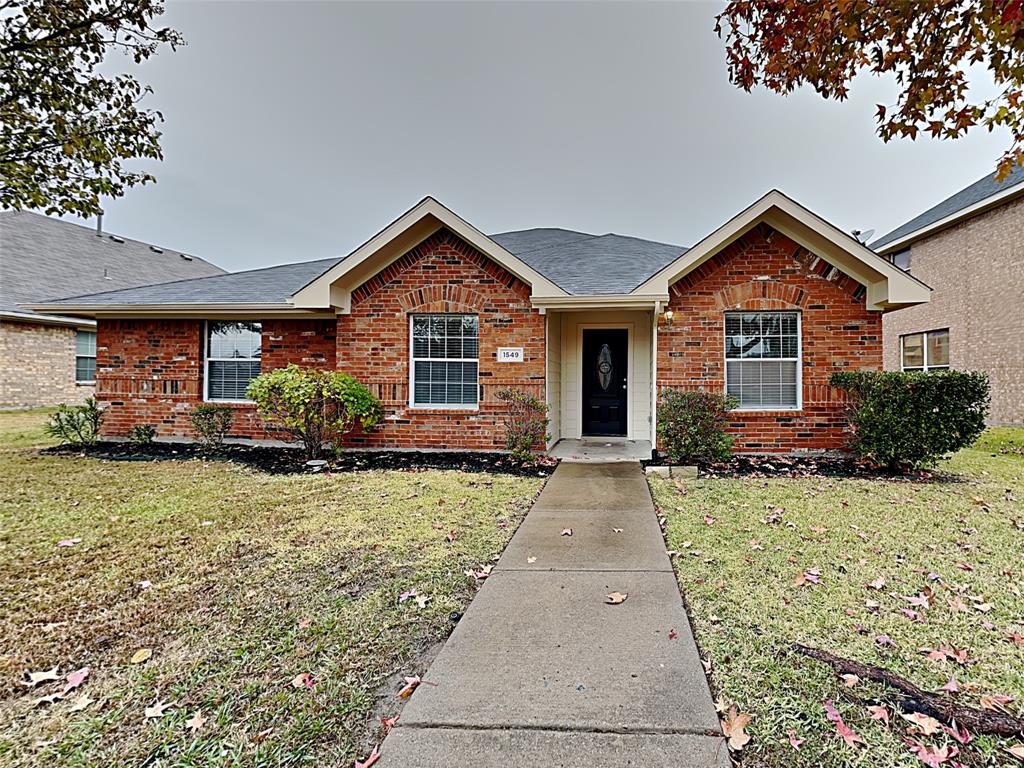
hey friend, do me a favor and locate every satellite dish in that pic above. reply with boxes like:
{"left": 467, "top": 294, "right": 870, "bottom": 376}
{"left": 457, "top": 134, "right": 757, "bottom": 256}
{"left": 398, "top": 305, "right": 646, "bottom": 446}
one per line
{"left": 851, "top": 228, "right": 875, "bottom": 244}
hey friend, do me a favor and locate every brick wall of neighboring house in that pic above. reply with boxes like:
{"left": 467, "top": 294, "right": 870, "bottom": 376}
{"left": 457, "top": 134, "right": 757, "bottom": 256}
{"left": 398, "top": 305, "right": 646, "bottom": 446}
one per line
{"left": 882, "top": 196, "right": 1024, "bottom": 425}
{"left": 335, "top": 228, "right": 546, "bottom": 450}
{"left": 657, "top": 223, "right": 881, "bottom": 452}
{"left": 97, "top": 318, "right": 337, "bottom": 439}
{"left": 95, "top": 229, "right": 545, "bottom": 450}
{"left": 0, "top": 319, "right": 93, "bottom": 408}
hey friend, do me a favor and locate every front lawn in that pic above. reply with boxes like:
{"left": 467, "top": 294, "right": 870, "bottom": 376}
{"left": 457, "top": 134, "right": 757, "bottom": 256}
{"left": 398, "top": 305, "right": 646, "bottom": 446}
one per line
{"left": 651, "top": 428, "right": 1024, "bottom": 767}
{"left": 0, "top": 410, "right": 543, "bottom": 767}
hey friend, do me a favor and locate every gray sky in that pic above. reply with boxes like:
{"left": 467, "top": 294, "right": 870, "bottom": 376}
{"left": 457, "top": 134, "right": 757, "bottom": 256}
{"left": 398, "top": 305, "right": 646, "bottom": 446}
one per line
{"left": 87, "top": 0, "right": 1007, "bottom": 271}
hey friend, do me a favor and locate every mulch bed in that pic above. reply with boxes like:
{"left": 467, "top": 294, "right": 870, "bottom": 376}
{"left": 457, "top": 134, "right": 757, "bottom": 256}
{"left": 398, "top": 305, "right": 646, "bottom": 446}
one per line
{"left": 42, "top": 441, "right": 559, "bottom": 478}
{"left": 643, "top": 453, "right": 953, "bottom": 481}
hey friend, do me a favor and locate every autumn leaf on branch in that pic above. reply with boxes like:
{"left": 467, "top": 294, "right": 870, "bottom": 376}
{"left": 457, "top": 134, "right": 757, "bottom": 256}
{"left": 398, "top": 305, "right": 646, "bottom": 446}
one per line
{"left": 716, "top": 1, "right": 1024, "bottom": 179}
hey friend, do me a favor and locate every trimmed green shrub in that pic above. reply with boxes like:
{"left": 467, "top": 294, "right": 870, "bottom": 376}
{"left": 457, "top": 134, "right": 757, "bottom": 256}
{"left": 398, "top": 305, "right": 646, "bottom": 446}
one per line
{"left": 831, "top": 370, "right": 989, "bottom": 469}
{"left": 246, "top": 364, "right": 382, "bottom": 460}
{"left": 45, "top": 397, "right": 104, "bottom": 446}
{"left": 495, "top": 387, "right": 549, "bottom": 463}
{"left": 191, "top": 404, "right": 234, "bottom": 448}
{"left": 128, "top": 423, "right": 157, "bottom": 446}
{"left": 657, "top": 389, "right": 737, "bottom": 465}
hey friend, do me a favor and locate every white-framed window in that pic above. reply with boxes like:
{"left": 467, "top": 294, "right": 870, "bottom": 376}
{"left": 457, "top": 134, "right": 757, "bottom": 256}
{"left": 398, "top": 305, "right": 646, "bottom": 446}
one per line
{"left": 204, "top": 321, "right": 262, "bottom": 402}
{"left": 890, "top": 248, "right": 911, "bottom": 272}
{"left": 75, "top": 330, "right": 96, "bottom": 383}
{"left": 410, "top": 314, "right": 479, "bottom": 408}
{"left": 725, "top": 311, "right": 801, "bottom": 410}
{"left": 901, "top": 329, "right": 949, "bottom": 371}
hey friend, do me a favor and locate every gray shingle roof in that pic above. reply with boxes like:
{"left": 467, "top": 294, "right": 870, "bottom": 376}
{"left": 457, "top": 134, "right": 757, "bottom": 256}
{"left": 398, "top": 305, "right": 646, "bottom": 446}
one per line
{"left": 872, "top": 164, "right": 1024, "bottom": 250}
{"left": 39, "top": 256, "right": 343, "bottom": 306}
{"left": 1, "top": 211, "right": 226, "bottom": 314}
{"left": 492, "top": 228, "right": 687, "bottom": 294}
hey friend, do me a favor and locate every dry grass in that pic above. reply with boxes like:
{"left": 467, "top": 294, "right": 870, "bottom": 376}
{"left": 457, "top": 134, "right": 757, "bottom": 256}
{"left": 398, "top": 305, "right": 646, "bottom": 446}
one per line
{"left": 0, "top": 410, "right": 543, "bottom": 767}
{"left": 650, "top": 428, "right": 1024, "bottom": 767}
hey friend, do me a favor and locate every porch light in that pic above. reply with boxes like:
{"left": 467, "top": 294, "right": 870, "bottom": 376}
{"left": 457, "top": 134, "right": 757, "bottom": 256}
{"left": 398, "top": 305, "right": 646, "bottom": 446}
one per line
{"left": 662, "top": 310, "right": 674, "bottom": 326}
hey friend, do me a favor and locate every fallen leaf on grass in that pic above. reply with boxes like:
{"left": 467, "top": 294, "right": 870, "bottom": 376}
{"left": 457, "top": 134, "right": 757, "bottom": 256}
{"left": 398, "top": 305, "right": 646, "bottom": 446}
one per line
{"left": 840, "top": 674, "right": 860, "bottom": 688}
{"left": 721, "top": 706, "right": 751, "bottom": 751}
{"left": 56, "top": 538, "right": 82, "bottom": 547}
{"left": 904, "top": 740, "right": 958, "bottom": 767}
{"left": 355, "top": 745, "right": 381, "bottom": 768}
{"left": 941, "top": 722, "right": 972, "bottom": 745}
{"left": 290, "top": 672, "right": 316, "bottom": 689}
{"left": 63, "top": 667, "right": 89, "bottom": 694}
{"left": 144, "top": 700, "right": 173, "bottom": 720}
{"left": 605, "top": 591, "right": 628, "bottom": 605}
{"left": 1004, "top": 745, "right": 1024, "bottom": 762}
{"left": 414, "top": 594, "right": 431, "bottom": 609}
{"left": 902, "top": 712, "right": 943, "bottom": 735}
{"left": 867, "top": 575, "right": 886, "bottom": 590}
{"left": 397, "top": 676, "right": 421, "bottom": 698}
{"left": 398, "top": 589, "right": 417, "bottom": 603}
{"left": 980, "top": 693, "right": 1014, "bottom": 712}
{"left": 867, "top": 704, "right": 890, "bottom": 724}
{"left": 67, "top": 694, "right": 94, "bottom": 712}
{"left": 874, "top": 635, "right": 895, "bottom": 647}
{"left": 130, "top": 648, "right": 152, "bottom": 665}
{"left": 34, "top": 693, "right": 63, "bottom": 706}
{"left": 298, "top": 617, "right": 312, "bottom": 629}
{"left": 939, "top": 676, "right": 960, "bottom": 693}
{"left": 823, "top": 700, "right": 866, "bottom": 748}
{"left": 22, "top": 667, "right": 60, "bottom": 687}
{"left": 786, "top": 729, "right": 805, "bottom": 750}
{"left": 185, "top": 711, "right": 206, "bottom": 732}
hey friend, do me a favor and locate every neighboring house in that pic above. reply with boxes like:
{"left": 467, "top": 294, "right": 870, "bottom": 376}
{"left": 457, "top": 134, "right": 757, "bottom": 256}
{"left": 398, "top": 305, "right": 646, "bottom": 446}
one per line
{"left": 30, "top": 192, "right": 929, "bottom": 454}
{"left": 0, "top": 211, "right": 225, "bottom": 408}
{"left": 873, "top": 166, "right": 1024, "bottom": 425}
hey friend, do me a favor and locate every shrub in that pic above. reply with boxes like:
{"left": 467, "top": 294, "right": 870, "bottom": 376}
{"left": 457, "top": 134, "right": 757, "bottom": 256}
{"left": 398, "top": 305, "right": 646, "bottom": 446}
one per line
{"left": 128, "top": 424, "right": 156, "bottom": 446}
{"left": 191, "top": 404, "right": 234, "bottom": 448}
{"left": 657, "top": 389, "right": 736, "bottom": 465}
{"left": 45, "top": 397, "right": 104, "bottom": 446}
{"left": 495, "top": 388, "right": 549, "bottom": 463}
{"left": 245, "top": 365, "right": 382, "bottom": 460}
{"left": 831, "top": 370, "right": 990, "bottom": 469}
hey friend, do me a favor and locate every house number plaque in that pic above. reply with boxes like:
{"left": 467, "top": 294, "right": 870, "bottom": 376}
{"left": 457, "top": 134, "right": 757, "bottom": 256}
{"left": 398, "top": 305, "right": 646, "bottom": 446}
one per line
{"left": 497, "top": 347, "right": 524, "bottom": 362}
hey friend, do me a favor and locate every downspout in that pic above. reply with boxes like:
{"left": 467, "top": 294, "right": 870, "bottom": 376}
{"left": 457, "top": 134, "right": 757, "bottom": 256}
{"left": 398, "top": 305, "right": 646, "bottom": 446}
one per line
{"left": 650, "top": 302, "right": 659, "bottom": 461}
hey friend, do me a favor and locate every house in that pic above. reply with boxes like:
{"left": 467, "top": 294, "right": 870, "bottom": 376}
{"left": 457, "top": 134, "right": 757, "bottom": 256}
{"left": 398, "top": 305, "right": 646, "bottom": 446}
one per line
{"left": 873, "top": 166, "right": 1024, "bottom": 425}
{"left": 0, "top": 211, "right": 225, "bottom": 408}
{"left": 29, "top": 192, "right": 929, "bottom": 455}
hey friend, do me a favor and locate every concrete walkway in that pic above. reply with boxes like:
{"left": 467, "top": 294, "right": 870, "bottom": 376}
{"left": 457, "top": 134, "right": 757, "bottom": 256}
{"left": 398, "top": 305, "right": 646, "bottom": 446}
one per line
{"left": 379, "top": 462, "right": 729, "bottom": 767}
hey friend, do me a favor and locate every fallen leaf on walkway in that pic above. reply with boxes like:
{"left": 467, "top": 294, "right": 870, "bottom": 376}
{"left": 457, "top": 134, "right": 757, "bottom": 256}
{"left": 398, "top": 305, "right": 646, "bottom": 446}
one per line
{"left": 722, "top": 706, "right": 751, "bottom": 751}
{"left": 62, "top": 667, "right": 89, "bottom": 694}
{"left": 185, "top": 711, "right": 206, "bottom": 732}
{"left": 668, "top": 628, "right": 678, "bottom": 640}
{"left": 22, "top": 667, "right": 60, "bottom": 687}
{"left": 527, "top": 556, "right": 537, "bottom": 563}
{"left": 380, "top": 714, "right": 399, "bottom": 733}
{"left": 355, "top": 745, "right": 381, "bottom": 768}
{"left": 612, "top": 528, "right": 623, "bottom": 534}
{"left": 397, "top": 676, "right": 421, "bottom": 698}
{"left": 144, "top": 700, "right": 173, "bottom": 720}
{"left": 605, "top": 591, "right": 628, "bottom": 605}
{"left": 561, "top": 528, "right": 573, "bottom": 536}
{"left": 130, "top": 648, "right": 152, "bottom": 665}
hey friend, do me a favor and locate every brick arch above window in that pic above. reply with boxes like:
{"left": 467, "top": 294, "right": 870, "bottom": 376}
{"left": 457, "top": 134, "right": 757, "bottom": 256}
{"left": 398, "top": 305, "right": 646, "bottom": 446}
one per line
{"left": 396, "top": 285, "right": 493, "bottom": 314}
{"left": 712, "top": 280, "right": 809, "bottom": 312}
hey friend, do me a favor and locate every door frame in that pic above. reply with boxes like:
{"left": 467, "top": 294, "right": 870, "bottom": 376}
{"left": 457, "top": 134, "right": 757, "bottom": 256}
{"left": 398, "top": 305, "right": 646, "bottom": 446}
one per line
{"left": 576, "top": 322, "right": 633, "bottom": 438}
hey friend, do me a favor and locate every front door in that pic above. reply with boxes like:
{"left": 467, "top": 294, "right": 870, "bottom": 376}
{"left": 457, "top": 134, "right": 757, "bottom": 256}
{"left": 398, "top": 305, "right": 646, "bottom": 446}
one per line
{"left": 581, "top": 329, "right": 628, "bottom": 436}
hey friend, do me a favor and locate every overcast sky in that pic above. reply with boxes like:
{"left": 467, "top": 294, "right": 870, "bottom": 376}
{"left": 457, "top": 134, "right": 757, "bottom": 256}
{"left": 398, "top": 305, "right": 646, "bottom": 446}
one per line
{"left": 87, "top": 0, "right": 1007, "bottom": 271}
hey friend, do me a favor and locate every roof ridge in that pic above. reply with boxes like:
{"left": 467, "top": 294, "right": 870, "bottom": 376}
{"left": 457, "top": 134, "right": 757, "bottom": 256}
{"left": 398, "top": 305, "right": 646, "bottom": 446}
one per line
{"left": 598, "top": 232, "right": 688, "bottom": 249}
{"left": 41, "top": 255, "right": 343, "bottom": 303}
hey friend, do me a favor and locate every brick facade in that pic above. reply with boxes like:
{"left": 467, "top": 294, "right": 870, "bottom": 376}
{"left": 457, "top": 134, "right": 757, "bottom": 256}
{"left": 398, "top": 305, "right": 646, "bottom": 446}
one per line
{"left": 95, "top": 230, "right": 545, "bottom": 450}
{"left": 657, "top": 224, "right": 881, "bottom": 452}
{"left": 882, "top": 196, "right": 1024, "bottom": 425}
{"left": 0, "top": 319, "right": 93, "bottom": 408}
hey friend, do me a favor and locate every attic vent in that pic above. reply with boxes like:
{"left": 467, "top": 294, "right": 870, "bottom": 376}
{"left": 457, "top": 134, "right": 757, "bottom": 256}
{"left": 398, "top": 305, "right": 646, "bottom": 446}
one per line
{"left": 149, "top": 246, "right": 163, "bottom": 254}
{"left": 109, "top": 235, "right": 125, "bottom": 243}
{"left": 180, "top": 253, "right": 193, "bottom": 261}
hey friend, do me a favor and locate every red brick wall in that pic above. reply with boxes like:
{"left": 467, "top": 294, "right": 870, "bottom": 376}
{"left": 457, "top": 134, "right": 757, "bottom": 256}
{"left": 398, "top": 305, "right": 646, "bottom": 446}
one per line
{"left": 97, "top": 319, "right": 336, "bottom": 439}
{"left": 95, "top": 230, "right": 545, "bottom": 450}
{"left": 657, "top": 223, "right": 881, "bottom": 452}
{"left": 336, "top": 228, "right": 546, "bottom": 450}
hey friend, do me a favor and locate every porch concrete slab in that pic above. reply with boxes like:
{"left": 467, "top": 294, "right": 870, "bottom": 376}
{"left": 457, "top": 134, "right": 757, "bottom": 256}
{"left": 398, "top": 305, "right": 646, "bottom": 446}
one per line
{"left": 553, "top": 461, "right": 647, "bottom": 479}
{"left": 549, "top": 438, "right": 653, "bottom": 463}
{"left": 531, "top": 474, "right": 653, "bottom": 512}
{"left": 380, "top": 727, "right": 731, "bottom": 767}
{"left": 499, "top": 506, "right": 671, "bottom": 572}
{"left": 397, "top": 569, "right": 720, "bottom": 734}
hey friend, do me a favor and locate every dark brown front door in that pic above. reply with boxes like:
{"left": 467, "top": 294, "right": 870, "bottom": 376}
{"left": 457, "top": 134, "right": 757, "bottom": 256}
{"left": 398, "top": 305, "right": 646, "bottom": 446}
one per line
{"left": 582, "top": 329, "right": 628, "bottom": 436}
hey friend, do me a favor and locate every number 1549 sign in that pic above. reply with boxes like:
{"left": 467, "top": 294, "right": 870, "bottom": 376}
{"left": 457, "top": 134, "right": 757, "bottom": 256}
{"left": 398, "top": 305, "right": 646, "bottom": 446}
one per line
{"left": 497, "top": 347, "right": 524, "bottom": 362}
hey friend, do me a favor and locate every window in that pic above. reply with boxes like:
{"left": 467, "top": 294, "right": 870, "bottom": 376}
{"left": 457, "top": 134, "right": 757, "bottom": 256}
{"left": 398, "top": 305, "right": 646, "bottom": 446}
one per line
{"left": 205, "top": 321, "right": 262, "bottom": 401}
{"left": 901, "top": 329, "right": 949, "bottom": 371}
{"left": 725, "top": 312, "right": 800, "bottom": 409}
{"left": 890, "top": 248, "right": 911, "bottom": 272}
{"left": 75, "top": 330, "right": 96, "bottom": 383}
{"left": 410, "top": 314, "right": 479, "bottom": 407}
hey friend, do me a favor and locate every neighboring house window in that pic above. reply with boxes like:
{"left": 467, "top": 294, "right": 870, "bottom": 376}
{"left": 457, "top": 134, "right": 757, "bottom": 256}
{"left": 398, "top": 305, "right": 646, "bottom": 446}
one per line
{"left": 410, "top": 314, "right": 479, "bottom": 407}
{"left": 75, "top": 330, "right": 96, "bottom": 383}
{"left": 890, "top": 248, "right": 911, "bottom": 272}
{"left": 725, "top": 312, "right": 800, "bottom": 409}
{"left": 205, "top": 321, "right": 262, "bottom": 401}
{"left": 901, "top": 329, "right": 949, "bottom": 371}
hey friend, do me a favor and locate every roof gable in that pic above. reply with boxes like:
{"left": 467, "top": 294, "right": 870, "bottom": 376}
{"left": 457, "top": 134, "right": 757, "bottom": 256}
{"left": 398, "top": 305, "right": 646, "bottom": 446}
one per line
{"left": 634, "top": 190, "right": 931, "bottom": 310}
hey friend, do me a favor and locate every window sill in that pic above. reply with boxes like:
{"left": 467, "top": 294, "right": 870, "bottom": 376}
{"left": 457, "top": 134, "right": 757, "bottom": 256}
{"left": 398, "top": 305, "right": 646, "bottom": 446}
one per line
{"left": 75, "top": 381, "right": 96, "bottom": 386}
{"left": 204, "top": 399, "right": 255, "bottom": 406}
{"left": 731, "top": 407, "right": 802, "bottom": 413}
{"left": 408, "top": 404, "right": 480, "bottom": 412}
